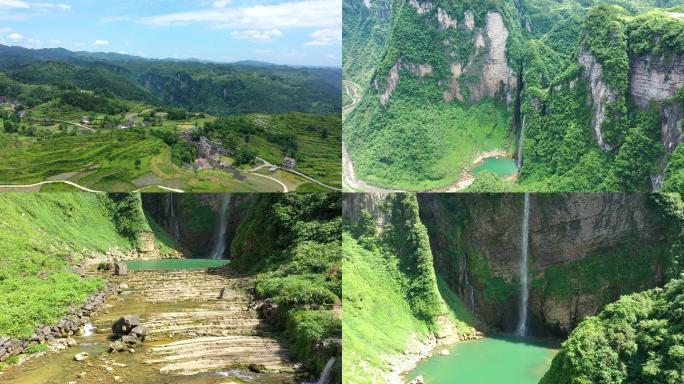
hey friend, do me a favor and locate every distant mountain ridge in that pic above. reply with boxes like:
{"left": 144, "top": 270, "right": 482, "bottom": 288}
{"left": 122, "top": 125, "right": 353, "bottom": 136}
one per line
{"left": 0, "top": 44, "right": 341, "bottom": 115}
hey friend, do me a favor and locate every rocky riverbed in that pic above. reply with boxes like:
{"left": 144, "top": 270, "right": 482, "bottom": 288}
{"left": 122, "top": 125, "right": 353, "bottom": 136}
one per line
{"left": 0, "top": 268, "right": 296, "bottom": 384}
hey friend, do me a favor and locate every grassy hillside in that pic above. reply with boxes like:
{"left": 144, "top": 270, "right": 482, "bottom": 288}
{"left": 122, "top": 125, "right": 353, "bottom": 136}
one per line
{"left": 0, "top": 45, "right": 341, "bottom": 192}
{"left": 0, "top": 112, "right": 337, "bottom": 191}
{"left": 0, "top": 194, "right": 144, "bottom": 340}
{"left": 342, "top": 194, "right": 475, "bottom": 383}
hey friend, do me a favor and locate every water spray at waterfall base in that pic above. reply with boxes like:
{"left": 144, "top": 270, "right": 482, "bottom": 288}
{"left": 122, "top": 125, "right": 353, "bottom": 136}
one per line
{"left": 209, "top": 194, "right": 231, "bottom": 259}
{"left": 516, "top": 193, "right": 530, "bottom": 336}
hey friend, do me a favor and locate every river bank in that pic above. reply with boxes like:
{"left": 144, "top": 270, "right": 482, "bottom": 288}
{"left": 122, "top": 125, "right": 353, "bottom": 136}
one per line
{"left": 0, "top": 266, "right": 297, "bottom": 384}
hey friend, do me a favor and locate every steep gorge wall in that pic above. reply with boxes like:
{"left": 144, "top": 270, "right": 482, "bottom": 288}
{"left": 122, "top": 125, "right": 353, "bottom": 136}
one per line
{"left": 630, "top": 51, "right": 684, "bottom": 152}
{"left": 418, "top": 194, "right": 672, "bottom": 336}
{"left": 142, "top": 194, "right": 249, "bottom": 258}
{"left": 373, "top": 1, "right": 519, "bottom": 106}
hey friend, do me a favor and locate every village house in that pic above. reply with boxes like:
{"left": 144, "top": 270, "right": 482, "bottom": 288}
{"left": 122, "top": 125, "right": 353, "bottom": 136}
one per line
{"left": 82, "top": 116, "right": 90, "bottom": 125}
{"left": 283, "top": 157, "right": 296, "bottom": 170}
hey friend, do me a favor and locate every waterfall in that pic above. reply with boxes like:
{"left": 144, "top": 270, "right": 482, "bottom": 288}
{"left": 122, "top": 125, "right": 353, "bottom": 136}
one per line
{"left": 516, "top": 193, "right": 530, "bottom": 336}
{"left": 170, "top": 194, "right": 180, "bottom": 241}
{"left": 517, "top": 115, "right": 526, "bottom": 170}
{"left": 317, "top": 357, "right": 336, "bottom": 384}
{"left": 209, "top": 194, "right": 231, "bottom": 259}
{"left": 463, "top": 256, "right": 475, "bottom": 310}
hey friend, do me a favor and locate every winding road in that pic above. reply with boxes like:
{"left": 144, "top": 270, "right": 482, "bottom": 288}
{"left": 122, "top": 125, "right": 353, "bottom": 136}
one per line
{"left": 253, "top": 157, "right": 341, "bottom": 192}
{"left": 343, "top": 80, "right": 363, "bottom": 116}
{"left": 0, "top": 180, "right": 102, "bottom": 192}
{"left": 246, "top": 172, "right": 289, "bottom": 192}
{"left": 0, "top": 180, "right": 186, "bottom": 193}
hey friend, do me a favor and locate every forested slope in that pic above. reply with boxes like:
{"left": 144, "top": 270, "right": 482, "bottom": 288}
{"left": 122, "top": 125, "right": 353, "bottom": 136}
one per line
{"left": 0, "top": 44, "right": 342, "bottom": 116}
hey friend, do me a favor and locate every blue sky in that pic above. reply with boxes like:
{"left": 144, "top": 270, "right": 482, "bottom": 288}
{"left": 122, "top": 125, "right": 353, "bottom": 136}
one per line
{"left": 0, "top": 0, "right": 341, "bottom": 66}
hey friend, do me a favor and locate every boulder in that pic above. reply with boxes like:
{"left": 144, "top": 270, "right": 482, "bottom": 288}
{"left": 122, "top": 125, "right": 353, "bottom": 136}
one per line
{"left": 113, "top": 262, "right": 128, "bottom": 276}
{"left": 112, "top": 315, "right": 140, "bottom": 336}
{"left": 121, "top": 335, "right": 138, "bottom": 345}
{"left": 109, "top": 341, "right": 127, "bottom": 353}
{"left": 131, "top": 325, "right": 148, "bottom": 341}
{"left": 440, "top": 349, "right": 450, "bottom": 356}
{"left": 248, "top": 363, "right": 266, "bottom": 373}
{"left": 66, "top": 338, "right": 78, "bottom": 347}
{"left": 73, "top": 352, "right": 89, "bottom": 361}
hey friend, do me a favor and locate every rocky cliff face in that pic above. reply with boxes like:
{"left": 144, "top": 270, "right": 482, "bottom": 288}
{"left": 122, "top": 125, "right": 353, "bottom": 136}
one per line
{"left": 630, "top": 52, "right": 684, "bottom": 152}
{"left": 378, "top": 59, "right": 433, "bottom": 106}
{"left": 418, "top": 194, "right": 670, "bottom": 336}
{"left": 578, "top": 47, "right": 616, "bottom": 151}
{"left": 471, "top": 12, "right": 518, "bottom": 103}
{"left": 343, "top": 192, "right": 390, "bottom": 233}
{"left": 375, "top": 4, "right": 517, "bottom": 106}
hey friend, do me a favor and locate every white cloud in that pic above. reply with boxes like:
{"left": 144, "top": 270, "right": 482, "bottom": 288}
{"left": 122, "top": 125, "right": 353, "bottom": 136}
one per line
{"left": 231, "top": 29, "right": 282, "bottom": 43}
{"left": 7, "top": 32, "right": 22, "bottom": 41}
{"left": 73, "top": 41, "right": 85, "bottom": 46}
{"left": 304, "top": 28, "right": 340, "bottom": 46}
{"left": 93, "top": 39, "right": 109, "bottom": 46}
{"left": 0, "top": 27, "right": 10, "bottom": 33}
{"left": 212, "top": 0, "right": 231, "bottom": 8}
{"left": 0, "top": 1, "right": 70, "bottom": 10}
{"left": 326, "top": 54, "right": 336, "bottom": 59}
{"left": 141, "top": 0, "right": 340, "bottom": 29}
{"left": 0, "top": 1, "right": 29, "bottom": 9}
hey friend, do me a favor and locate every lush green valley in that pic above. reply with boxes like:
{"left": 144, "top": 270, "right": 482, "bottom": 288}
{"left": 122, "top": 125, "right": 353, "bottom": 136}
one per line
{"left": 342, "top": 192, "right": 684, "bottom": 383}
{"left": 343, "top": 0, "right": 684, "bottom": 192}
{"left": 0, "top": 192, "right": 342, "bottom": 383}
{"left": 0, "top": 46, "right": 342, "bottom": 192}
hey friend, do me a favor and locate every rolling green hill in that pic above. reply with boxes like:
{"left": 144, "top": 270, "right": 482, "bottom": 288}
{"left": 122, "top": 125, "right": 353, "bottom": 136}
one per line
{"left": 0, "top": 45, "right": 341, "bottom": 192}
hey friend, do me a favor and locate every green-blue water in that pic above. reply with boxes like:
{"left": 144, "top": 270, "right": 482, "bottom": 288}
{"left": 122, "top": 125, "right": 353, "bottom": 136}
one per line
{"left": 408, "top": 337, "right": 558, "bottom": 384}
{"left": 124, "top": 259, "right": 230, "bottom": 270}
{"left": 472, "top": 157, "right": 518, "bottom": 177}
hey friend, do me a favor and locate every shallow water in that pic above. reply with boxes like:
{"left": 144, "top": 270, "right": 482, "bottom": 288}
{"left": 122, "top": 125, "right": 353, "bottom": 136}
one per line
{"left": 407, "top": 336, "right": 559, "bottom": 384}
{"left": 472, "top": 157, "right": 518, "bottom": 177}
{"left": 124, "top": 259, "right": 229, "bottom": 270}
{"left": 0, "top": 269, "right": 292, "bottom": 384}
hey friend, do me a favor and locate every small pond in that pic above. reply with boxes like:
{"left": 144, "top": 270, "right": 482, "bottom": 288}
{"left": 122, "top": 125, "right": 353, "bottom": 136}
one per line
{"left": 472, "top": 157, "right": 518, "bottom": 178}
{"left": 123, "top": 259, "right": 229, "bottom": 270}
{"left": 407, "top": 336, "right": 559, "bottom": 384}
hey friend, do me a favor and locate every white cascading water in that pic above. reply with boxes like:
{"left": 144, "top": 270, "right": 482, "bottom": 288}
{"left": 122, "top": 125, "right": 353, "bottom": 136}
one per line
{"left": 317, "top": 357, "right": 337, "bottom": 384}
{"left": 463, "top": 256, "right": 475, "bottom": 310}
{"left": 209, "top": 194, "right": 231, "bottom": 259}
{"left": 83, "top": 323, "right": 96, "bottom": 337}
{"left": 517, "top": 115, "right": 526, "bottom": 170}
{"left": 516, "top": 193, "right": 531, "bottom": 336}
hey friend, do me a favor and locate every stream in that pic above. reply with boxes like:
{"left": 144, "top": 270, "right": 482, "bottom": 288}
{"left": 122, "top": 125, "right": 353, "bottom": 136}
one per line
{"left": 0, "top": 265, "right": 295, "bottom": 384}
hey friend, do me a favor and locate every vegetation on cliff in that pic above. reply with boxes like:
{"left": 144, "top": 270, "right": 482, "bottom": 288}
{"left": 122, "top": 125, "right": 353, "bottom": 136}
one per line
{"left": 541, "top": 275, "right": 684, "bottom": 384}
{"left": 343, "top": 194, "right": 475, "bottom": 383}
{"left": 229, "top": 193, "right": 342, "bottom": 380}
